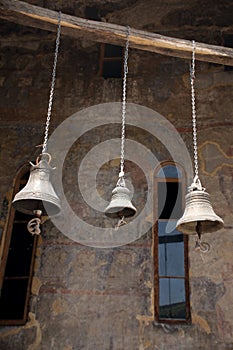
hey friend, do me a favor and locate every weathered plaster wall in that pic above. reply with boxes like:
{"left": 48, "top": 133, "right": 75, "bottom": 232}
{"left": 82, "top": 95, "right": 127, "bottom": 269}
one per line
{"left": 0, "top": 1, "right": 233, "bottom": 349}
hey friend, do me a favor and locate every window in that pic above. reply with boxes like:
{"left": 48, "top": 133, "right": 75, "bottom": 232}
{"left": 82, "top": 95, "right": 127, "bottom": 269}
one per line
{"left": 154, "top": 162, "right": 190, "bottom": 323}
{"left": 0, "top": 165, "right": 38, "bottom": 325}
{"left": 99, "top": 43, "right": 123, "bottom": 78}
{"left": 84, "top": 6, "right": 101, "bottom": 21}
{"left": 223, "top": 34, "right": 233, "bottom": 71}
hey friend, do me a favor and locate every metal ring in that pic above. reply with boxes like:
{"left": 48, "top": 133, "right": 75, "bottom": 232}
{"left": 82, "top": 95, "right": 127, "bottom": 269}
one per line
{"left": 36, "top": 152, "right": 52, "bottom": 165}
{"left": 199, "top": 242, "right": 210, "bottom": 253}
{"left": 27, "top": 217, "right": 41, "bottom": 235}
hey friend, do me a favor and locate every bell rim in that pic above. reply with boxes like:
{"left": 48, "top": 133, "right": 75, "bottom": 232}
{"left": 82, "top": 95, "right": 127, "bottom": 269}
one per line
{"left": 176, "top": 217, "right": 224, "bottom": 234}
{"left": 12, "top": 195, "right": 61, "bottom": 216}
{"left": 105, "top": 205, "right": 137, "bottom": 218}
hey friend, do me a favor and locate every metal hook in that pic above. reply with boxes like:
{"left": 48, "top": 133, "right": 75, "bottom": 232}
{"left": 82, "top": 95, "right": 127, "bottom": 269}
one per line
{"left": 189, "top": 175, "right": 205, "bottom": 191}
{"left": 27, "top": 217, "right": 41, "bottom": 235}
{"left": 36, "top": 152, "right": 52, "bottom": 165}
{"left": 195, "top": 237, "right": 210, "bottom": 253}
{"left": 117, "top": 175, "right": 126, "bottom": 187}
{"left": 194, "top": 221, "right": 210, "bottom": 253}
{"left": 27, "top": 210, "right": 42, "bottom": 235}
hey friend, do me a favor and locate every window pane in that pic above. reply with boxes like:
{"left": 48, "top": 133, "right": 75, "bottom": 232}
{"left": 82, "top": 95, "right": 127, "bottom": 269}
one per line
{"left": 158, "top": 221, "right": 180, "bottom": 236}
{"left": 159, "top": 278, "right": 170, "bottom": 307}
{"left": 159, "top": 278, "right": 186, "bottom": 319}
{"left": 0, "top": 279, "right": 28, "bottom": 320}
{"left": 158, "top": 222, "right": 184, "bottom": 277}
{"left": 158, "top": 165, "right": 182, "bottom": 178}
{"left": 167, "top": 242, "right": 184, "bottom": 276}
{"left": 158, "top": 241, "right": 184, "bottom": 277}
{"left": 158, "top": 243, "right": 166, "bottom": 275}
{"left": 158, "top": 182, "right": 182, "bottom": 219}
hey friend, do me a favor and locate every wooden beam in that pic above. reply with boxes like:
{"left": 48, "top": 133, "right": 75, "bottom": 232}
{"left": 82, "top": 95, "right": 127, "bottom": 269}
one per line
{"left": 1, "top": 0, "right": 233, "bottom": 66}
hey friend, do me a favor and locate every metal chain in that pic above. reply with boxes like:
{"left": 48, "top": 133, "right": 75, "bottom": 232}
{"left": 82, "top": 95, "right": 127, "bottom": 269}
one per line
{"left": 190, "top": 40, "right": 199, "bottom": 178}
{"left": 42, "top": 11, "right": 61, "bottom": 154}
{"left": 119, "top": 26, "right": 130, "bottom": 178}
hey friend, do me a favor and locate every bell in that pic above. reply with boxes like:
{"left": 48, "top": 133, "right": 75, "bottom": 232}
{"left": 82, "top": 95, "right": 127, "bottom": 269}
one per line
{"left": 105, "top": 184, "right": 137, "bottom": 218}
{"left": 176, "top": 189, "right": 224, "bottom": 234}
{"left": 12, "top": 157, "right": 61, "bottom": 216}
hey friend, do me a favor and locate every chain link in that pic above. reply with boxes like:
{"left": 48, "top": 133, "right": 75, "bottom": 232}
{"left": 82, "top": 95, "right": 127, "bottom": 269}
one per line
{"left": 42, "top": 11, "right": 61, "bottom": 154}
{"left": 190, "top": 40, "right": 199, "bottom": 178}
{"left": 119, "top": 26, "right": 130, "bottom": 178}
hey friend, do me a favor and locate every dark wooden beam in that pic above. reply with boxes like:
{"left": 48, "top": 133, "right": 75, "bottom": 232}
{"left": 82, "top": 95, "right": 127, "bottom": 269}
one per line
{"left": 1, "top": 0, "right": 233, "bottom": 66}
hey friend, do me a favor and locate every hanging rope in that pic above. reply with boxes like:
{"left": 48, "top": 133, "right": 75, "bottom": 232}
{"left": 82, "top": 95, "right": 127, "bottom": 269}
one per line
{"left": 119, "top": 26, "right": 130, "bottom": 181}
{"left": 42, "top": 11, "right": 61, "bottom": 154}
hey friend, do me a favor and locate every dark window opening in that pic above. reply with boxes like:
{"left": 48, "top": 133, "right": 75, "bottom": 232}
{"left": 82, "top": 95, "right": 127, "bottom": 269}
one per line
{"left": 99, "top": 44, "right": 123, "bottom": 78}
{"left": 223, "top": 34, "right": 233, "bottom": 71}
{"left": 158, "top": 182, "right": 182, "bottom": 219}
{"left": 154, "top": 163, "right": 190, "bottom": 323}
{"left": 0, "top": 279, "right": 29, "bottom": 320}
{"left": 85, "top": 6, "right": 101, "bottom": 21}
{"left": 104, "top": 44, "right": 123, "bottom": 58}
{"left": 0, "top": 166, "right": 38, "bottom": 325}
{"left": 4, "top": 223, "right": 35, "bottom": 277}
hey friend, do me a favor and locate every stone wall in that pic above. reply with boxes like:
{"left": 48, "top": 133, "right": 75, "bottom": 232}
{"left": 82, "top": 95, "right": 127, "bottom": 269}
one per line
{"left": 0, "top": 1, "right": 233, "bottom": 349}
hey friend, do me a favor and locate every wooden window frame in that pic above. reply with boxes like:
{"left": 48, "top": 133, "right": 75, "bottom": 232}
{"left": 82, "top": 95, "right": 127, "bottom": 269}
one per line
{"left": 153, "top": 161, "right": 191, "bottom": 324}
{"left": 0, "top": 164, "right": 38, "bottom": 326}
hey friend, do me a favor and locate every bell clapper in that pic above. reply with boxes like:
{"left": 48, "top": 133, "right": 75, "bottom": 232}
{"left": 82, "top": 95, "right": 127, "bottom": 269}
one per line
{"left": 115, "top": 216, "right": 127, "bottom": 230}
{"left": 194, "top": 221, "right": 210, "bottom": 253}
{"left": 27, "top": 210, "right": 42, "bottom": 236}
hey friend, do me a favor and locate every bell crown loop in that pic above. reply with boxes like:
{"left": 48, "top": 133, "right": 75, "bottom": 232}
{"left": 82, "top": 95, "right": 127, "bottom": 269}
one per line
{"left": 117, "top": 175, "right": 126, "bottom": 187}
{"left": 188, "top": 175, "right": 205, "bottom": 192}
{"left": 29, "top": 161, "right": 49, "bottom": 173}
